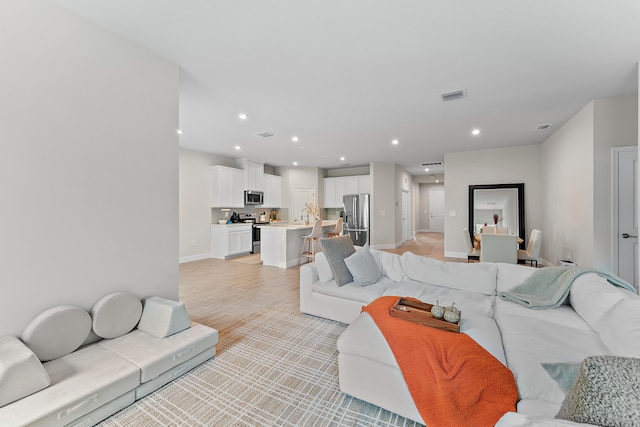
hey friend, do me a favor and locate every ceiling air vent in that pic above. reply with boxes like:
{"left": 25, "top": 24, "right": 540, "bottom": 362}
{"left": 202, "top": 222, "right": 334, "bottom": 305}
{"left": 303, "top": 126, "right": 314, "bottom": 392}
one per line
{"left": 421, "top": 162, "right": 443, "bottom": 167}
{"left": 257, "top": 131, "right": 274, "bottom": 138}
{"left": 536, "top": 124, "right": 552, "bottom": 130}
{"left": 441, "top": 89, "right": 466, "bottom": 102}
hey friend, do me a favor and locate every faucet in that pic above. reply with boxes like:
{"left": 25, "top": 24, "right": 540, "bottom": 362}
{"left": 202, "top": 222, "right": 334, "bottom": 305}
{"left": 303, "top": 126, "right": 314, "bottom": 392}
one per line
{"left": 300, "top": 208, "right": 309, "bottom": 224}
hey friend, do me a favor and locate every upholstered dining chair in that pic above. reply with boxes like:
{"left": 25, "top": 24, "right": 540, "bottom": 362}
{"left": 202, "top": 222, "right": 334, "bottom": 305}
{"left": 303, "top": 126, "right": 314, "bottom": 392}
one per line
{"left": 480, "top": 233, "right": 518, "bottom": 264}
{"left": 518, "top": 229, "right": 542, "bottom": 267}
{"left": 327, "top": 218, "right": 343, "bottom": 237}
{"left": 482, "top": 225, "right": 496, "bottom": 233}
{"left": 300, "top": 220, "right": 323, "bottom": 264}
{"left": 463, "top": 228, "right": 479, "bottom": 262}
{"left": 496, "top": 226, "right": 509, "bottom": 234}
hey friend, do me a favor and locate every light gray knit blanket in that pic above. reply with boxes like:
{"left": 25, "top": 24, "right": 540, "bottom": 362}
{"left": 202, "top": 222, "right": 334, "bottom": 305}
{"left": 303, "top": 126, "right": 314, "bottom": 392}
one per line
{"left": 498, "top": 266, "right": 636, "bottom": 309}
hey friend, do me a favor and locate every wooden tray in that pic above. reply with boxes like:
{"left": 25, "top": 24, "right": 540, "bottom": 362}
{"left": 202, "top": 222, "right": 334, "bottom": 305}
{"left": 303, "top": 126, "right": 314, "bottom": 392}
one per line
{"left": 389, "top": 297, "right": 460, "bottom": 333}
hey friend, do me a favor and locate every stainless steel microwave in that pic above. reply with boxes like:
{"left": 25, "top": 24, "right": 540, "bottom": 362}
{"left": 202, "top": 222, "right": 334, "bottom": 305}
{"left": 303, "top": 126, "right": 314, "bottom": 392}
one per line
{"left": 244, "top": 190, "right": 264, "bottom": 205}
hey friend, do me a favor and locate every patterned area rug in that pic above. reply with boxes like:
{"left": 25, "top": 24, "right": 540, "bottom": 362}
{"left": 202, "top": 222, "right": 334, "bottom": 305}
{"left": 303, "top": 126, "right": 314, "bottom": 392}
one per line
{"left": 99, "top": 309, "right": 422, "bottom": 427}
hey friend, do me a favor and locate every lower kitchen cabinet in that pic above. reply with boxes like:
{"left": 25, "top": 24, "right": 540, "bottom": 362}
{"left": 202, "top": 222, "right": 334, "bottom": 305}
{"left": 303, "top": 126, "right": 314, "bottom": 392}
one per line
{"left": 210, "top": 224, "right": 252, "bottom": 259}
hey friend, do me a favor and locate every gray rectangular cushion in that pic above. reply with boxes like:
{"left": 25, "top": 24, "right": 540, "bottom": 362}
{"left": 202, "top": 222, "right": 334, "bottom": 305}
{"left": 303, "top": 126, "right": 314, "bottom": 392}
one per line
{"left": 319, "top": 235, "right": 356, "bottom": 286}
{"left": 99, "top": 323, "right": 218, "bottom": 383}
{"left": 0, "top": 345, "right": 139, "bottom": 427}
{"left": 135, "top": 346, "right": 216, "bottom": 399}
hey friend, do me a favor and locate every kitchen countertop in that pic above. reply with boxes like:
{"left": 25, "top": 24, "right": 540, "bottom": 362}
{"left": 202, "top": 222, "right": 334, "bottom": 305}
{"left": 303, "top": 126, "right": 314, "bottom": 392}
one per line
{"left": 259, "top": 220, "right": 338, "bottom": 230}
{"left": 210, "top": 223, "right": 253, "bottom": 227}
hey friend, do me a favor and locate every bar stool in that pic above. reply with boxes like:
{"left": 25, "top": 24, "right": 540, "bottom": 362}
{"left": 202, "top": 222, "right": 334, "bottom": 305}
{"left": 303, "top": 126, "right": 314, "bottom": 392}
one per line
{"left": 327, "top": 218, "right": 343, "bottom": 238}
{"left": 300, "top": 220, "right": 323, "bottom": 264}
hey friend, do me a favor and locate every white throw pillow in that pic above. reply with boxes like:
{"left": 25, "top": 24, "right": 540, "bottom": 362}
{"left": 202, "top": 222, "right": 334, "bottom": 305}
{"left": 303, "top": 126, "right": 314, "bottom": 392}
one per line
{"left": 379, "top": 251, "right": 407, "bottom": 282}
{"left": 91, "top": 292, "right": 143, "bottom": 339}
{"left": 314, "top": 252, "right": 334, "bottom": 283}
{"left": 344, "top": 244, "right": 382, "bottom": 286}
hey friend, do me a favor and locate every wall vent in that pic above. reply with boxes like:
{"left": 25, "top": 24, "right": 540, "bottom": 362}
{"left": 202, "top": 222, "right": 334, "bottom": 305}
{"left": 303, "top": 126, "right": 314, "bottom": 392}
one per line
{"left": 257, "top": 131, "right": 274, "bottom": 137}
{"left": 441, "top": 89, "right": 466, "bottom": 102}
{"left": 536, "top": 124, "right": 552, "bottom": 130}
{"left": 421, "top": 161, "right": 444, "bottom": 166}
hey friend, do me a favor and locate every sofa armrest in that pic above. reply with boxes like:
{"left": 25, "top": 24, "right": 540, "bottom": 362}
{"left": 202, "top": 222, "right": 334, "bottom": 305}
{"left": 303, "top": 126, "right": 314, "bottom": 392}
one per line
{"left": 299, "top": 263, "right": 318, "bottom": 313}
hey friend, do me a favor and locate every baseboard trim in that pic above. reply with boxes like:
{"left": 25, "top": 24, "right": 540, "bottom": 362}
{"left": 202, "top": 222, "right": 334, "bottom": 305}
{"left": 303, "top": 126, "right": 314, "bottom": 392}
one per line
{"left": 179, "top": 253, "right": 212, "bottom": 264}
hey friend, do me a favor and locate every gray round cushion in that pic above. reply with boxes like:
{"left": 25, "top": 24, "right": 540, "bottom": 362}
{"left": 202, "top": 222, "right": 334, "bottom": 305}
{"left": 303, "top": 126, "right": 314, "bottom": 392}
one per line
{"left": 21, "top": 305, "right": 92, "bottom": 361}
{"left": 91, "top": 292, "right": 142, "bottom": 339}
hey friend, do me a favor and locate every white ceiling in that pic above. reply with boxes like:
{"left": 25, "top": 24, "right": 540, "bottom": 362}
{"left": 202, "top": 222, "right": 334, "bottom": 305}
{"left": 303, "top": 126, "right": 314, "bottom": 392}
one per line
{"left": 50, "top": 0, "right": 640, "bottom": 176}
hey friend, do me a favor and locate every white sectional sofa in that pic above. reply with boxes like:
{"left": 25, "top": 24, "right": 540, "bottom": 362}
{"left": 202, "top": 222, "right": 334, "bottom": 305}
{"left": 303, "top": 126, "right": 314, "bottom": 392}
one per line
{"left": 0, "top": 293, "right": 218, "bottom": 427}
{"left": 300, "top": 247, "right": 640, "bottom": 426}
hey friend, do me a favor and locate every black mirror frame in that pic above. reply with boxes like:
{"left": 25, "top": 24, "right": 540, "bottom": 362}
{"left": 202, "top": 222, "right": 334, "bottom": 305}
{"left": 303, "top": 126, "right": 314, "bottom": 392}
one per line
{"left": 469, "top": 183, "right": 525, "bottom": 249}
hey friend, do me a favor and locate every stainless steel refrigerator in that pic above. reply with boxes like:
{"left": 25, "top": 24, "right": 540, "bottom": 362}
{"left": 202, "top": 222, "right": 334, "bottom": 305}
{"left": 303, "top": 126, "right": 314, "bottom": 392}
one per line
{"left": 343, "top": 193, "right": 370, "bottom": 246}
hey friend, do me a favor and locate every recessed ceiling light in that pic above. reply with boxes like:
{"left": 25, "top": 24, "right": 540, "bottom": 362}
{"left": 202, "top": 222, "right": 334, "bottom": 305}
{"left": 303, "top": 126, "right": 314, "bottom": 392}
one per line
{"left": 472, "top": 129, "right": 480, "bottom": 136}
{"left": 177, "top": 129, "right": 183, "bottom": 135}
{"left": 425, "top": 168, "right": 429, "bottom": 172}
{"left": 238, "top": 113, "right": 248, "bottom": 120}
{"left": 340, "top": 157, "right": 345, "bottom": 161}
{"left": 234, "top": 145, "right": 241, "bottom": 150}
{"left": 292, "top": 136, "right": 299, "bottom": 142}
{"left": 293, "top": 161, "right": 298, "bottom": 166}
{"left": 436, "top": 180, "right": 439, "bottom": 183}
{"left": 392, "top": 139, "right": 399, "bottom": 145}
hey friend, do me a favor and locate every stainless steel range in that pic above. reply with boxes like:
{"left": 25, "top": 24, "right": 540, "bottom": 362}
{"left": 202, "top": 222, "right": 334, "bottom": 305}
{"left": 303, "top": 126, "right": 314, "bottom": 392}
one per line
{"left": 239, "top": 213, "right": 270, "bottom": 254}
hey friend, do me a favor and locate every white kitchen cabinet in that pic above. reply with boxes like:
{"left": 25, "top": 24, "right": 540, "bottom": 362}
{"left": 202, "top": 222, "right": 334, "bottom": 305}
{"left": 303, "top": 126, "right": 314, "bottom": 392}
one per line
{"left": 345, "top": 177, "right": 359, "bottom": 195}
{"left": 211, "top": 165, "right": 244, "bottom": 208}
{"left": 236, "top": 158, "right": 264, "bottom": 191}
{"left": 210, "top": 224, "right": 252, "bottom": 259}
{"left": 323, "top": 175, "right": 368, "bottom": 208}
{"left": 262, "top": 174, "right": 282, "bottom": 208}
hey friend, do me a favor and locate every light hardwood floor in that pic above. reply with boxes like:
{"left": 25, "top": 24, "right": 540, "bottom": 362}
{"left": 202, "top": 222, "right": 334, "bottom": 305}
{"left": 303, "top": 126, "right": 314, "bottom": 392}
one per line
{"left": 179, "top": 232, "right": 457, "bottom": 330}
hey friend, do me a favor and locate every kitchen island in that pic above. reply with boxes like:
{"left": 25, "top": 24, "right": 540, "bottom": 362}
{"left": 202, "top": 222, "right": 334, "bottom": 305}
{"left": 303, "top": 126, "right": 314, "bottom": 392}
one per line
{"left": 258, "top": 220, "right": 339, "bottom": 268}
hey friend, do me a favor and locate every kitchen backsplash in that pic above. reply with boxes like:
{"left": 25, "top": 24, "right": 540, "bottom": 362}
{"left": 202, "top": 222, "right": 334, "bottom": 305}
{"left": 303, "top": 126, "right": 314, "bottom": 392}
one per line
{"left": 211, "top": 208, "right": 280, "bottom": 223}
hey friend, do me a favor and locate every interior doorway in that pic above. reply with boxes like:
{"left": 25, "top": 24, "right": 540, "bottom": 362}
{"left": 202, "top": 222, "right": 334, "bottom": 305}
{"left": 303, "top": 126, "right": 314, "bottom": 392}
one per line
{"left": 292, "top": 187, "right": 316, "bottom": 224}
{"left": 429, "top": 188, "right": 445, "bottom": 232}
{"left": 401, "top": 190, "right": 410, "bottom": 241}
{"left": 613, "top": 146, "right": 638, "bottom": 289}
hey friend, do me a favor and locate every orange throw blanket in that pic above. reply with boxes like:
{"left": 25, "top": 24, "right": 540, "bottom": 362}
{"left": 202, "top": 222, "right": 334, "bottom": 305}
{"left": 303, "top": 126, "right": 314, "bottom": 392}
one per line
{"left": 362, "top": 296, "right": 518, "bottom": 427}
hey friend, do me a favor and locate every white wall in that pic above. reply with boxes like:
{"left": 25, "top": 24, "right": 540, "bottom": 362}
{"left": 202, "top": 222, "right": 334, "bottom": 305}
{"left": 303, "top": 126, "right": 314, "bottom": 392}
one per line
{"left": 541, "top": 93, "right": 638, "bottom": 269}
{"left": 179, "top": 148, "right": 237, "bottom": 262}
{"left": 541, "top": 103, "right": 595, "bottom": 266}
{"left": 0, "top": 0, "right": 179, "bottom": 337}
{"left": 370, "top": 163, "right": 396, "bottom": 248}
{"left": 593, "top": 93, "right": 638, "bottom": 271}
{"left": 444, "top": 145, "right": 543, "bottom": 258}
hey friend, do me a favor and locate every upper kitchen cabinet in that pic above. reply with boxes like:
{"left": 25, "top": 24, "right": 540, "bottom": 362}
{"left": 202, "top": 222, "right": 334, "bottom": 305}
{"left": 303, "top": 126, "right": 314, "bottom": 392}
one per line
{"left": 262, "top": 174, "right": 282, "bottom": 208}
{"left": 236, "top": 158, "right": 264, "bottom": 191}
{"left": 323, "top": 175, "right": 369, "bottom": 208}
{"left": 211, "top": 165, "right": 244, "bottom": 208}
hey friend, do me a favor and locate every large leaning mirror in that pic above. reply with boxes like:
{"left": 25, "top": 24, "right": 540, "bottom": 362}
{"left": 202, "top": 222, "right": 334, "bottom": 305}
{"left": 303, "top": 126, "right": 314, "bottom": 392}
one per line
{"left": 469, "top": 183, "right": 525, "bottom": 249}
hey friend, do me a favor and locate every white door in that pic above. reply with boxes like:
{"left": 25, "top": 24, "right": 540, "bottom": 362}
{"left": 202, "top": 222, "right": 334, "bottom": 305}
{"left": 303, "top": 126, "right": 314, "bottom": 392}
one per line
{"left": 292, "top": 187, "right": 315, "bottom": 224}
{"left": 401, "top": 190, "right": 409, "bottom": 241}
{"left": 429, "top": 188, "right": 445, "bottom": 232}
{"left": 614, "top": 147, "right": 638, "bottom": 289}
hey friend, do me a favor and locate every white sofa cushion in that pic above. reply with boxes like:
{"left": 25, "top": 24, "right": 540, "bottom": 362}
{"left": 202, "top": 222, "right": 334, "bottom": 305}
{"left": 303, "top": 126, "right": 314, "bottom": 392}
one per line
{"left": 378, "top": 251, "right": 407, "bottom": 282}
{"left": 0, "top": 336, "right": 51, "bottom": 408}
{"left": 402, "top": 252, "right": 497, "bottom": 296}
{"left": 0, "top": 344, "right": 139, "bottom": 427}
{"left": 21, "top": 306, "right": 92, "bottom": 362}
{"left": 91, "top": 292, "right": 142, "bottom": 339}
{"left": 596, "top": 297, "right": 640, "bottom": 357}
{"left": 494, "top": 300, "right": 611, "bottom": 404}
{"left": 314, "top": 252, "right": 335, "bottom": 282}
{"left": 382, "top": 280, "right": 496, "bottom": 318}
{"left": 99, "top": 323, "right": 218, "bottom": 383}
{"left": 497, "top": 263, "right": 538, "bottom": 293}
{"left": 312, "top": 277, "right": 393, "bottom": 304}
{"left": 137, "top": 297, "right": 191, "bottom": 338}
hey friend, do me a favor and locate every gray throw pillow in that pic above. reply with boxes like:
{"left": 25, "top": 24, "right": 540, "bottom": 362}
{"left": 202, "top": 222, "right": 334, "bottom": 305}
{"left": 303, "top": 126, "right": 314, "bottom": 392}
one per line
{"left": 541, "top": 362, "right": 581, "bottom": 393}
{"left": 556, "top": 355, "right": 640, "bottom": 426}
{"left": 344, "top": 244, "right": 382, "bottom": 286}
{"left": 319, "top": 235, "right": 356, "bottom": 287}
